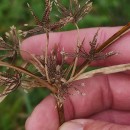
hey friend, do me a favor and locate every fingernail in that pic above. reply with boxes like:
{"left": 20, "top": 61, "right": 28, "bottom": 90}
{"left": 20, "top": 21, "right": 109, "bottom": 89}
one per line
{"left": 59, "top": 121, "right": 83, "bottom": 130}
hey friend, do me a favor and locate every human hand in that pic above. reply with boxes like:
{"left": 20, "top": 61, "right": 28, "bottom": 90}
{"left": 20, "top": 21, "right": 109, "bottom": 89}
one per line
{"left": 21, "top": 27, "right": 130, "bottom": 130}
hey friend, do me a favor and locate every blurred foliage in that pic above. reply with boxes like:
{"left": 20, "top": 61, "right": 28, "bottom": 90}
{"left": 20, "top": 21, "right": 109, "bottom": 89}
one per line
{"left": 0, "top": 0, "right": 130, "bottom": 129}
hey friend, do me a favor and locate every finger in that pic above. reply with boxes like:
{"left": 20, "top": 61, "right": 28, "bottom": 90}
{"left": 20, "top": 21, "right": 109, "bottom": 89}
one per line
{"left": 59, "top": 119, "right": 130, "bottom": 130}
{"left": 25, "top": 96, "right": 59, "bottom": 130}
{"left": 21, "top": 27, "right": 130, "bottom": 66}
{"left": 90, "top": 109, "right": 130, "bottom": 125}
{"left": 64, "top": 73, "right": 130, "bottom": 121}
{"left": 25, "top": 73, "right": 130, "bottom": 130}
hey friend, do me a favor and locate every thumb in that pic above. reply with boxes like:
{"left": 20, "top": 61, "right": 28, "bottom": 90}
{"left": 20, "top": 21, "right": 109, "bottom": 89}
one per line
{"left": 59, "top": 119, "right": 130, "bottom": 130}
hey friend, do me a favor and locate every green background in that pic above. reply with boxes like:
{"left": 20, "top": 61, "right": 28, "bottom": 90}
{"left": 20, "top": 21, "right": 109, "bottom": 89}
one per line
{"left": 0, "top": 0, "right": 130, "bottom": 130}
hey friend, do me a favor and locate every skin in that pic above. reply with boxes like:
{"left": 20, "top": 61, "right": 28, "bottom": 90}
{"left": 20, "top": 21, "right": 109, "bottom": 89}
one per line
{"left": 21, "top": 27, "right": 130, "bottom": 130}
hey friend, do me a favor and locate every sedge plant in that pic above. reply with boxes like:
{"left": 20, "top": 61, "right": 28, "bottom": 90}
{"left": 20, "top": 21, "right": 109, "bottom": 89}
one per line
{"left": 0, "top": 0, "right": 130, "bottom": 125}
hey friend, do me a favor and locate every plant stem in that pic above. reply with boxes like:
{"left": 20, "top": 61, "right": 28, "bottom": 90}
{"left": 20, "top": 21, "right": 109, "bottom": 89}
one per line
{"left": 73, "top": 22, "right": 130, "bottom": 79}
{"left": 45, "top": 32, "right": 51, "bottom": 83}
{"left": 96, "top": 22, "right": 130, "bottom": 52}
{"left": 56, "top": 97, "right": 65, "bottom": 125}
{"left": 67, "top": 64, "right": 90, "bottom": 83}
{"left": 70, "top": 23, "right": 81, "bottom": 78}
{"left": 75, "top": 63, "right": 130, "bottom": 81}
{"left": 0, "top": 61, "right": 57, "bottom": 93}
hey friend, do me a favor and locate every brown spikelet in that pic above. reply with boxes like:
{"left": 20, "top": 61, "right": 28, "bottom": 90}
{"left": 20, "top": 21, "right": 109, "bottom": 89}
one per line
{"left": 25, "top": 0, "right": 92, "bottom": 37}
{"left": 27, "top": 3, "right": 42, "bottom": 25}
{"left": 42, "top": 0, "right": 52, "bottom": 24}
{"left": 0, "top": 26, "right": 21, "bottom": 62}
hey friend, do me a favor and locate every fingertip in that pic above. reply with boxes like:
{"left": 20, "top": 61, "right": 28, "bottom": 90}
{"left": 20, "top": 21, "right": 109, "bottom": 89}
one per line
{"left": 25, "top": 116, "right": 31, "bottom": 130}
{"left": 25, "top": 95, "right": 59, "bottom": 130}
{"left": 59, "top": 119, "right": 93, "bottom": 130}
{"left": 59, "top": 119, "right": 130, "bottom": 130}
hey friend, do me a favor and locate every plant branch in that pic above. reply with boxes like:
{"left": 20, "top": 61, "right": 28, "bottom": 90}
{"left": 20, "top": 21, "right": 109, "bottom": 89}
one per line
{"left": 0, "top": 61, "right": 57, "bottom": 93}
{"left": 75, "top": 63, "right": 130, "bottom": 81}
{"left": 74, "top": 22, "right": 130, "bottom": 79}
{"left": 96, "top": 22, "right": 130, "bottom": 52}
{"left": 45, "top": 32, "right": 51, "bottom": 83}
{"left": 70, "top": 23, "right": 81, "bottom": 78}
{"left": 56, "top": 97, "right": 65, "bottom": 126}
